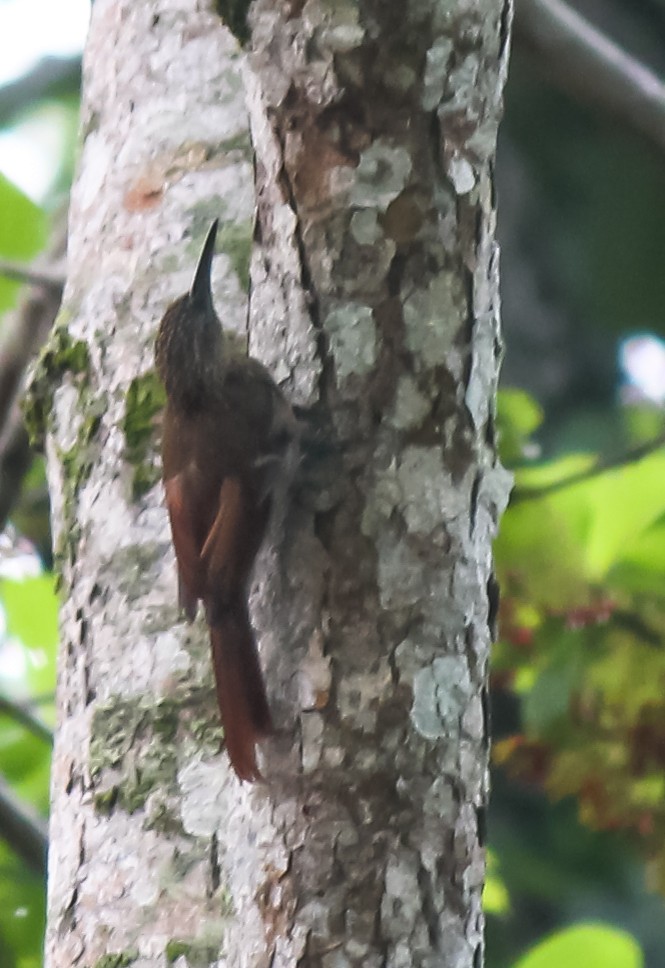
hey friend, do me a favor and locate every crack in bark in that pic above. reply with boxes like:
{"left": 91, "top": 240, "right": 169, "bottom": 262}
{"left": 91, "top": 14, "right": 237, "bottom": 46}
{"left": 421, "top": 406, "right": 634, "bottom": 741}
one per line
{"left": 418, "top": 862, "right": 443, "bottom": 952}
{"left": 209, "top": 832, "right": 221, "bottom": 894}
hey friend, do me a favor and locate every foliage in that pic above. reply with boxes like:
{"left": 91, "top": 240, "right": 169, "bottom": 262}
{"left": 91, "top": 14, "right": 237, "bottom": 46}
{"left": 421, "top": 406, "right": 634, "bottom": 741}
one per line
{"left": 494, "top": 387, "right": 665, "bottom": 887}
{"left": 484, "top": 848, "right": 510, "bottom": 916}
{"left": 0, "top": 574, "right": 57, "bottom": 967}
{"left": 0, "top": 839, "right": 46, "bottom": 968}
{"left": 0, "top": 173, "right": 46, "bottom": 317}
{"left": 512, "top": 923, "right": 642, "bottom": 968}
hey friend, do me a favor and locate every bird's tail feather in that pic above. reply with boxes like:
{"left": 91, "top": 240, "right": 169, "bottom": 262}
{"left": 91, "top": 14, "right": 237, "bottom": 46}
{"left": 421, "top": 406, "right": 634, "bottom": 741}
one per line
{"left": 209, "top": 603, "right": 272, "bottom": 782}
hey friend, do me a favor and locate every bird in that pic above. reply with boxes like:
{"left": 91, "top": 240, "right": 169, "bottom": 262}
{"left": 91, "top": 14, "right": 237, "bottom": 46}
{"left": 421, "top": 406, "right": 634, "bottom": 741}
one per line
{"left": 155, "top": 219, "right": 298, "bottom": 781}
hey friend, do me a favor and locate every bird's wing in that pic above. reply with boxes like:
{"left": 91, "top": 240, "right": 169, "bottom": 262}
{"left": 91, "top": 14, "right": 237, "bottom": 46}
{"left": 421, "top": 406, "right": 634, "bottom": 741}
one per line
{"left": 164, "top": 473, "right": 203, "bottom": 620}
{"left": 200, "top": 475, "right": 245, "bottom": 612}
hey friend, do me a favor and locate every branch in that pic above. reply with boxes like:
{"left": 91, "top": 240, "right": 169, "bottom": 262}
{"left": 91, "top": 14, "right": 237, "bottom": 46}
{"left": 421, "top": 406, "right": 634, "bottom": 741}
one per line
{"left": 29, "top": 692, "right": 56, "bottom": 707}
{"left": 0, "top": 55, "right": 81, "bottom": 125}
{"left": 0, "top": 259, "right": 65, "bottom": 292}
{"left": 0, "top": 215, "right": 67, "bottom": 530}
{"left": 0, "top": 694, "right": 53, "bottom": 746}
{"left": 0, "top": 774, "right": 48, "bottom": 877}
{"left": 0, "top": 415, "right": 33, "bottom": 534}
{"left": 0, "top": 223, "right": 66, "bottom": 433}
{"left": 515, "top": 0, "right": 665, "bottom": 154}
{"left": 512, "top": 431, "right": 665, "bottom": 503}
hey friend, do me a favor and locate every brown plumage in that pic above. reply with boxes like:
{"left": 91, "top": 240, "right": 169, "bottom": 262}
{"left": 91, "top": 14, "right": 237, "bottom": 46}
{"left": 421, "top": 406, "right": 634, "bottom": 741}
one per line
{"left": 155, "top": 220, "right": 297, "bottom": 781}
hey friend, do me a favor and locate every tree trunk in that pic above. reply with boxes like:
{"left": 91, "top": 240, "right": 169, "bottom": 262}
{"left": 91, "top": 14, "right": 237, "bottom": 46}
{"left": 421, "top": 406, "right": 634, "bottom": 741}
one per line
{"left": 38, "top": 1, "right": 512, "bottom": 966}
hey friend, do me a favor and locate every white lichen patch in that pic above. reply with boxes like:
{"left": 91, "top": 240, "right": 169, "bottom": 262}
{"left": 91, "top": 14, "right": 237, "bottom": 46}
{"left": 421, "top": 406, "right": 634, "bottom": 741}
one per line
{"left": 53, "top": 381, "right": 85, "bottom": 452}
{"left": 467, "top": 117, "right": 502, "bottom": 164}
{"left": 322, "top": 744, "right": 345, "bottom": 769}
{"left": 451, "top": 559, "right": 484, "bottom": 626}
{"left": 76, "top": 131, "right": 112, "bottom": 213}
{"left": 82, "top": 478, "right": 137, "bottom": 560}
{"left": 459, "top": 738, "right": 487, "bottom": 792}
{"left": 423, "top": 571, "right": 479, "bottom": 639}
{"left": 402, "top": 270, "right": 463, "bottom": 365}
{"left": 304, "top": 0, "right": 363, "bottom": 37}
{"left": 446, "top": 57, "right": 481, "bottom": 110}
{"left": 178, "top": 758, "right": 227, "bottom": 837}
{"left": 128, "top": 862, "right": 160, "bottom": 907}
{"left": 411, "top": 655, "right": 471, "bottom": 739}
{"left": 301, "top": 712, "right": 325, "bottom": 773}
{"left": 465, "top": 315, "right": 496, "bottom": 429}
{"left": 325, "top": 23, "right": 365, "bottom": 53}
{"left": 350, "top": 141, "right": 412, "bottom": 211}
{"left": 420, "top": 776, "right": 456, "bottom": 821}
{"left": 461, "top": 694, "right": 484, "bottom": 741}
{"left": 350, "top": 209, "right": 382, "bottom": 246}
{"left": 437, "top": 911, "right": 474, "bottom": 967}
{"left": 323, "top": 303, "right": 377, "bottom": 379}
{"left": 376, "top": 533, "right": 426, "bottom": 609}
{"left": 154, "top": 630, "right": 191, "bottom": 678}
{"left": 380, "top": 850, "right": 423, "bottom": 941}
{"left": 446, "top": 155, "right": 476, "bottom": 195}
{"left": 389, "top": 375, "right": 432, "bottom": 430}
{"left": 422, "top": 37, "right": 454, "bottom": 110}
{"left": 397, "top": 446, "right": 461, "bottom": 533}
{"left": 360, "top": 462, "right": 401, "bottom": 537}
{"left": 299, "top": 629, "right": 332, "bottom": 711}
{"left": 337, "top": 660, "right": 392, "bottom": 731}
{"left": 364, "top": 446, "right": 468, "bottom": 539}
{"left": 478, "top": 462, "right": 513, "bottom": 523}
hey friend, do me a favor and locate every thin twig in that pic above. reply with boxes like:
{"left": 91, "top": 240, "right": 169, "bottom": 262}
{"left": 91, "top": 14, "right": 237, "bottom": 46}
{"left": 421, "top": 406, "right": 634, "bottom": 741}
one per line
{"left": 0, "top": 415, "right": 33, "bottom": 533}
{"left": 0, "top": 54, "right": 81, "bottom": 126}
{"left": 0, "top": 695, "right": 53, "bottom": 746}
{"left": 515, "top": 0, "right": 665, "bottom": 154}
{"left": 512, "top": 431, "right": 665, "bottom": 503}
{"left": 0, "top": 216, "right": 66, "bottom": 434}
{"left": 28, "top": 691, "right": 56, "bottom": 707}
{"left": 0, "top": 214, "right": 67, "bottom": 531}
{"left": 0, "top": 259, "right": 65, "bottom": 292}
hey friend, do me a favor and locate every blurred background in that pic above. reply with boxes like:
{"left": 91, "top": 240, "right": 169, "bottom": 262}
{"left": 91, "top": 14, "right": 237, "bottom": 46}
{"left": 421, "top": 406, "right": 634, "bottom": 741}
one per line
{"left": 0, "top": 1, "right": 664, "bottom": 966}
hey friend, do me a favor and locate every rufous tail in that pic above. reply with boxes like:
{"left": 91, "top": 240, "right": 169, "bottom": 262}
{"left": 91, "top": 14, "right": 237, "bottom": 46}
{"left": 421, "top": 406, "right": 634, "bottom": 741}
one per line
{"left": 209, "top": 603, "right": 272, "bottom": 782}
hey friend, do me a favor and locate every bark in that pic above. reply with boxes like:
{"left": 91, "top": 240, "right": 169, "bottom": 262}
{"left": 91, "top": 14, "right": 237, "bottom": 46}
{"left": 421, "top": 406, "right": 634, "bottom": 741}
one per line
{"left": 37, "top": 1, "right": 512, "bottom": 967}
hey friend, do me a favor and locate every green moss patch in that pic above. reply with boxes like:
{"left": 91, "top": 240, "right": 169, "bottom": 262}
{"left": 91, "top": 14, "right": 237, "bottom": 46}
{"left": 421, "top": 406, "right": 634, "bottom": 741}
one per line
{"left": 23, "top": 318, "right": 90, "bottom": 447}
{"left": 93, "top": 953, "right": 138, "bottom": 968}
{"left": 123, "top": 371, "right": 165, "bottom": 500}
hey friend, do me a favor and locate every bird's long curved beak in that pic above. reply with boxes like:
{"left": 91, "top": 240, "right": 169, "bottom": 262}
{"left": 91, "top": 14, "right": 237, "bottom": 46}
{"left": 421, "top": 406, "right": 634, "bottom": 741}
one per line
{"left": 189, "top": 218, "right": 219, "bottom": 310}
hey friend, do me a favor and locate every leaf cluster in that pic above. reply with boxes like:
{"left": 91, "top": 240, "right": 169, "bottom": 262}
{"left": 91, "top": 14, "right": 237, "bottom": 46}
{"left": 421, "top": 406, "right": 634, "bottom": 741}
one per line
{"left": 494, "top": 389, "right": 665, "bottom": 889}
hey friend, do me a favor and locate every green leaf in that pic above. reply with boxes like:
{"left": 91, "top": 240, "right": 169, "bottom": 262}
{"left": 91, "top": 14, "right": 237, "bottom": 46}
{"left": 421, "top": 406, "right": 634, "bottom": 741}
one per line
{"left": 0, "top": 576, "right": 55, "bottom": 825}
{"left": 483, "top": 848, "right": 510, "bottom": 915}
{"left": 1, "top": 575, "right": 58, "bottom": 657}
{"left": 610, "top": 526, "right": 665, "bottom": 595}
{"left": 513, "top": 923, "right": 643, "bottom": 968}
{"left": 497, "top": 389, "right": 544, "bottom": 465}
{"left": 582, "top": 452, "right": 665, "bottom": 579}
{"left": 0, "top": 718, "right": 50, "bottom": 802}
{"left": 622, "top": 404, "right": 665, "bottom": 446}
{"left": 0, "top": 840, "right": 45, "bottom": 968}
{"left": 0, "top": 173, "right": 46, "bottom": 315}
{"left": 495, "top": 474, "right": 592, "bottom": 608}
{"left": 513, "top": 453, "right": 595, "bottom": 493}
{"left": 522, "top": 628, "right": 584, "bottom": 738}
{"left": 0, "top": 576, "right": 57, "bottom": 728}
{"left": 500, "top": 450, "right": 665, "bottom": 600}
